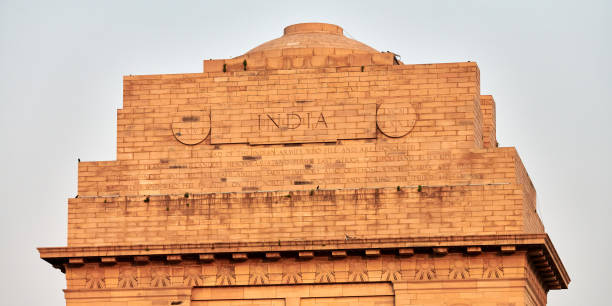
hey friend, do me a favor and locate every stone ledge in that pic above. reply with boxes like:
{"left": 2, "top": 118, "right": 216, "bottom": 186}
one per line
{"left": 40, "top": 233, "right": 569, "bottom": 290}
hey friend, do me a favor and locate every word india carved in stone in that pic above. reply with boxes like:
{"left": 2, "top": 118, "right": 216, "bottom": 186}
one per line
{"left": 258, "top": 112, "right": 328, "bottom": 131}
{"left": 188, "top": 100, "right": 420, "bottom": 145}
{"left": 209, "top": 100, "right": 376, "bottom": 144}
{"left": 167, "top": 100, "right": 420, "bottom": 146}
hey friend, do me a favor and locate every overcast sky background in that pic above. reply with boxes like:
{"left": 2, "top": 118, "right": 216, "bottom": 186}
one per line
{"left": 0, "top": 0, "right": 610, "bottom": 305}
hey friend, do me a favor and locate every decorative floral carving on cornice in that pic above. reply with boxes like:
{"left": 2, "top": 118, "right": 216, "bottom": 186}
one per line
{"left": 483, "top": 257, "right": 504, "bottom": 279}
{"left": 315, "top": 262, "right": 336, "bottom": 283}
{"left": 151, "top": 266, "right": 171, "bottom": 287}
{"left": 449, "top": 259, "right": 470, "bottom": 280}
{"left": 282, "top": 263, "right": 302, "bottom": 284}
{"left": 118, "top": 266, "right": 138, "bottom": 288}
{"left": 415, "top": 258, "right": 436, "bottom": 281}
{"left": 249, "top": 263, "right": 270, "bottom": 285}
{"left": 216, "top": 264, "right": 236, "bottom": 285}
{"left": 184, "top": 266, "right": 205, "bottom": 286}
{"left": 348, "top": 259, "right": 369, "bottom": 282}
{"left": 85, "top": 268, "right": 105, "bottom": 289}
{"left": 381, "top": 260, "right": 401, "bottom": 281}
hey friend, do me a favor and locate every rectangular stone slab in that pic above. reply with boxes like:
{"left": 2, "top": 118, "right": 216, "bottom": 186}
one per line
{"left": 211, "top": 99, "right": 376, "bottom": 144}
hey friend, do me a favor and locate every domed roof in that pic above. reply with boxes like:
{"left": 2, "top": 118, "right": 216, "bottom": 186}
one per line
{"left": 246, "top": 23, "right": 378, "bottom": 55}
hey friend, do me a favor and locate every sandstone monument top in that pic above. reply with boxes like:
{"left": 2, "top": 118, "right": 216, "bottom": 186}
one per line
{"left": 39, "top": 22, "right": 568, "bottom": 306}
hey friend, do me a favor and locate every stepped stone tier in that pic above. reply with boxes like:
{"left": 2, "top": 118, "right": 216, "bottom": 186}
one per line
{"left": 39, "top": 23, "right": 569, "bottom": 306}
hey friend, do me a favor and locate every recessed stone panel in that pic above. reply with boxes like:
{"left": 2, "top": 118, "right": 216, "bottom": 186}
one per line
{"left": 211, "top": 100, "right": 377, "bottom": 144}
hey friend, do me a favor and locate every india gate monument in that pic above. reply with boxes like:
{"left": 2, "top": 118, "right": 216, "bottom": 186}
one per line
{"left": 39, "top": 23, "right": 569, "bottom": 305}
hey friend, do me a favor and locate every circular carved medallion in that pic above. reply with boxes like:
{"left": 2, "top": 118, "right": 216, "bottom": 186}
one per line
{"left": 376, "top": 101, "right": 417, "bottom": 138}
{"left": 171, "top": 109, "right": 210, "bottom": 145}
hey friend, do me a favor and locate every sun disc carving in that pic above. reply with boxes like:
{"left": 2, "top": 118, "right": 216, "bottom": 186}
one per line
{"left": 376, "top": 101, "right": 417, "bottom": 138}
{"left": 171, "top": 108, "right": 211, "bottom": 145}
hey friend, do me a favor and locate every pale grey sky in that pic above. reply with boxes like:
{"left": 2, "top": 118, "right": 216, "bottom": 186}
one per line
{"left": 0, "top": 0, "right": 610, "bottom": 305}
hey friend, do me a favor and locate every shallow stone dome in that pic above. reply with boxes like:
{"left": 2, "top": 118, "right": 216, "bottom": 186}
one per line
{"left": 246, "top": 23, "right": 378, "bottom": 55}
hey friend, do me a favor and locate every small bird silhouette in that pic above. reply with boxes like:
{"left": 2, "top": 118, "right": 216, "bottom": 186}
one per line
{"left": 345, "top": 233, "right": 356, "bottom": 240}
{"left": 316, "top": 185, "right": 320, "bottom": 191}
{"left": 78, "top": 158, "right": 80, "bottom": 163}
{"left": 75, "top": 195, "right": 79, "bottom": 198}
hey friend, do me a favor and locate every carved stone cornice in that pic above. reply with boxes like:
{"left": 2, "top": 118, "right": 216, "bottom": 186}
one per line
{"left": 39, "top": 233, "right": 569, "bottom": 290}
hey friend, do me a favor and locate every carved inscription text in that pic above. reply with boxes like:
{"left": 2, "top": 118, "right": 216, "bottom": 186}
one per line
{"left": 211, "top": 101, "right": 377, "bottom": 145}
{"left": 259, "top": 112, "right": 328, "bottom": 131}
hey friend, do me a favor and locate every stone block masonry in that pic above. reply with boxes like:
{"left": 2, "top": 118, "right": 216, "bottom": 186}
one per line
{"left": 39, "top": 22, "right": 568, "bottom": 306}
{"left": 68, "top": 184, "right": 540, "bottom": 247}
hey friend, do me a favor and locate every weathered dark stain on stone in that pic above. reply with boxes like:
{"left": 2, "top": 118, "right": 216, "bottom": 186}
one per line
{"left": 182, "top": 116, "right": 199, "bottom": 122}
{"left": 242, "top": 156, "right": 261, "bottom": 161}
{"left": 373, "top": 188, "right": 381, "bottom": 208}
{"left": 294, "top": 181, "right": 312, "bottom": 185}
